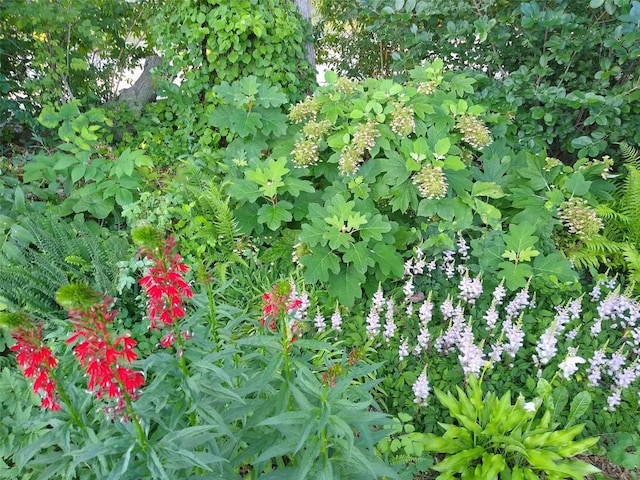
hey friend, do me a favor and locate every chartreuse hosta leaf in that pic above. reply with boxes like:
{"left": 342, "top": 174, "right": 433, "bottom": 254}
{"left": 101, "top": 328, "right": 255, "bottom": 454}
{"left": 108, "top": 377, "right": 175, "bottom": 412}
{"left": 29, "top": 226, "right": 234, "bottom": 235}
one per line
{"left": 405, "top": 377, "right": 600, "bottom": 479}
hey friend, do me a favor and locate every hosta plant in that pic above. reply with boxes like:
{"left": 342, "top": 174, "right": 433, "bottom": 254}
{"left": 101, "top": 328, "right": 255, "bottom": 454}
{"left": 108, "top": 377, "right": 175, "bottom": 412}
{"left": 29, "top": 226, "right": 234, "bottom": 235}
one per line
{"left": 409, "top": 374, "right": 600, "bottom": 479}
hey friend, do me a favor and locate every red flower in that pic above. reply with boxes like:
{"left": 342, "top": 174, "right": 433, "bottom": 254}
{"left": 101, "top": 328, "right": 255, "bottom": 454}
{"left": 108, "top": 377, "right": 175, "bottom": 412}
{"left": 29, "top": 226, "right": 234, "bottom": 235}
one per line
{"left": 11, "top": 325, "right": 61, "bottom": 411}
{"left": 260, "top": 284, "right": 304, "bottom": 332}
{"left": 139, "top": 237, "right": 193, "bottom": 330}
{"left": 65, "top": 296, "right": 145, "bottom": 415}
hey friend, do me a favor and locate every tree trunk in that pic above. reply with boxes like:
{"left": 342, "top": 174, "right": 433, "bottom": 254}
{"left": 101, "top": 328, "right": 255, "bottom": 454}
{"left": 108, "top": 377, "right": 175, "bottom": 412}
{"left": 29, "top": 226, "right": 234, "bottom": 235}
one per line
{"left": 116, "top": 55, "right": 162, "bottom": 112}
{"left": 295, "top": 0, "right": 316, "bottom": 68}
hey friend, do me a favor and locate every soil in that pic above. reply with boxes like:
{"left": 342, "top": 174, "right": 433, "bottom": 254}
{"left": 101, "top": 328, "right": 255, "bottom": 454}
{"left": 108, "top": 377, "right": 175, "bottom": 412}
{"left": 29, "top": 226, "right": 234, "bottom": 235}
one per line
{"left": 582, "top": 454, "right": 639, "bottom": 480}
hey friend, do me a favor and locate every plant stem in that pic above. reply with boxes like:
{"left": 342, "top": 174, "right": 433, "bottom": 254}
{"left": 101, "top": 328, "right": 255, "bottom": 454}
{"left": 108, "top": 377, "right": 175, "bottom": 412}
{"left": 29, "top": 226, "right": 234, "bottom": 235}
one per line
{"left": 122, "top": 391, "right": 148, "bottom": 450}
{"left": 206, "top": 282, "right": 219, "bottom": 346}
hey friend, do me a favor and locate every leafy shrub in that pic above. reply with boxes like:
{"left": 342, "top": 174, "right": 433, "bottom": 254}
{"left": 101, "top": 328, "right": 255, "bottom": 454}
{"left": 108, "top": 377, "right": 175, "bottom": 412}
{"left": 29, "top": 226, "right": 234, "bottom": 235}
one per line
{"left": 20, "top": 102, "right": 152, "bottom": 221}
{"left": 315, "top": 0, "right": 640, "bottom": 160}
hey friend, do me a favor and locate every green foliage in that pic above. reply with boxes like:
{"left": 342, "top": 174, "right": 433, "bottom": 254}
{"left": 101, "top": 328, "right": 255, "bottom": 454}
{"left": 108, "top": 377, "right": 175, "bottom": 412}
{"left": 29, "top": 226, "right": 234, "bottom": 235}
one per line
{"left": 412, "top": 375, "right": 600, "bottom": 479}
{"left": 0, "top": 0, "right": 153, "bottom": 146}
{"left": 564, "top": 143, "right": 640, "bottom": 287}
{"left": 0, "top": 256, "right": 397, "bottom": 478}
{"left": 315, "top": 0, "right": 640, "bottom": 160}
{"left": 141, "top": 0, "right": 316, "bottom": 164}
{"left": 0, "top": 213, "right": 130, "bottom": 321}
{"left": 20, "top": 102, "right": 152, "bottom": 221}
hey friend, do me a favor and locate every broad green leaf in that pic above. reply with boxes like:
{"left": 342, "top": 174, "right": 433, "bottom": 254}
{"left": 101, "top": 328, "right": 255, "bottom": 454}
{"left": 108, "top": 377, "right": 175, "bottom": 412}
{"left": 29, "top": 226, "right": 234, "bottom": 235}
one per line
{"left": 566, "top": 392, "right": 592, "bottom": 427}
{"left": 370, "top": 242, "right": 404, "bottom": 277}
{"left": 564, "top": 171, "right": 592, "bottom": 196}
{"left": 324, "top": 70, "right": 338, "bottom": 84}
{"left": 53, "top": 154, "right": 77, "bottom": 170}
{"left": 359, "top": 213, "right": 392, "bottom": 242}
{"left": 300, "top": 219, "right": 329, "bottom": 247}
{"left": 503, "top": 222, "right": 539, "bottom": 253}
{"left": 474, "top": 198, "right": 502, "bottom": 228}
{"left": 498, "top": 261, "right": 533, "bottom": 290}
{"left": 37, "top": 105, "right": 61, "bottom": 128}
{"left": 228, "top": 179, "right": 262, "bottom": 203}
{"left": 532, "top": 253, "right": 578, "bottom": 283}
{"left": 435, "top": 137, "right": 451, "bottom": 156}
{"left": 327, "top": 266, "right": 366, "bottom": 307}
{"left": 472, "top": 181, "right": 505, "bottom": 198}
{"left": 342, "top": 241, "right": 375, "bottom": 274}
{"left": 71, "top": 163, "right": 87, "bottom": 183}
{"left": 301, "top": 245, "right": 341, "bottom": 283}
{"left": 257, "top": 201, "right": 293, "bottom": 230}
{"left": 257, "top": 84, "right": 288, "bottom": 108}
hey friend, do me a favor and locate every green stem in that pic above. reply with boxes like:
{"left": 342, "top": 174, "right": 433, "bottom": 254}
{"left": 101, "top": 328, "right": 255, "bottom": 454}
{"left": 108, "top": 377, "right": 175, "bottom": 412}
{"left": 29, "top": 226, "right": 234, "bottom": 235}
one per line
{"left": 206, "top": 283, "right": 219, "bottom": 347}
{"left": 52, "top": 372, "right": 83, "bottom": 428}
{"left": 320, "top": 384, "right": 329, "bottom": 456}
{"left": 122, "top": 390, "right": 148, "bottom": 450}
{"left": 280, "top": 314, "right": 292, "bottom": 383}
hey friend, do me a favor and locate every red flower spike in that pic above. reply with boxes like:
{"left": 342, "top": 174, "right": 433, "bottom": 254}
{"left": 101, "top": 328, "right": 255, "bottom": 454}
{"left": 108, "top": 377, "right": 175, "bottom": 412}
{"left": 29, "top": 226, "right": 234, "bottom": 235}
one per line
{"left": 10, "top": 325, "right": 61, "bottom": 411}
{"left": 138, "top": 236, "right": 194, "bottom": 351}
{"left": 63, "top": 295, "right": 145, "bottom": 417}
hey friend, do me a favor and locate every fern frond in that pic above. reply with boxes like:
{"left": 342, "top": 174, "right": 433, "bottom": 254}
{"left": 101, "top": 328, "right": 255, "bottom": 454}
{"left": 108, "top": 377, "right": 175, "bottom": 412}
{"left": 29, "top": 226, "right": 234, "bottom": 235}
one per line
{"left": 0, "top": 214, "right": 131, "bottom": 319}
{"left": 620, "top": 141, "right": 640, "bottom": 167}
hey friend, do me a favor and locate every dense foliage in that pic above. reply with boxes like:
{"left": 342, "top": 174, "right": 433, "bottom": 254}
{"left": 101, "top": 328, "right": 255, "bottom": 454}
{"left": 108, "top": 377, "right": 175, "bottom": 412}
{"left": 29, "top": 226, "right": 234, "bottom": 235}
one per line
{"left": 315, "top": 0, "right": 640, "bottom": 161}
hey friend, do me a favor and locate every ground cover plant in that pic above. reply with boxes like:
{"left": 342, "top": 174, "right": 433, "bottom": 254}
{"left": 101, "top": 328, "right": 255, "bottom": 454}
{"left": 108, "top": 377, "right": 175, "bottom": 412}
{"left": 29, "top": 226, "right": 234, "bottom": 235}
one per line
{"left": 2, "top": 1, "right": 640, "bottom": 479}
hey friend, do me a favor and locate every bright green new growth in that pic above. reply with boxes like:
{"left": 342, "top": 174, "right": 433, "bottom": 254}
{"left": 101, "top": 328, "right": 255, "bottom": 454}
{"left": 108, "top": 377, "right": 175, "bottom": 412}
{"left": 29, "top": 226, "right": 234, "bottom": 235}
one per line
{"left": 410, "top": 375, "right": 600, "bottom": 479}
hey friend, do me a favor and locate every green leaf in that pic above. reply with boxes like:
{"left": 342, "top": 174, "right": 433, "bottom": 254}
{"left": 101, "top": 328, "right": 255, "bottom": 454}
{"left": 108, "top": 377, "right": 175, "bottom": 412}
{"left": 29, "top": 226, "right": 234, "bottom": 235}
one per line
{"left": 342, "top": 241, "right": 375, "bottom": 274}
{"left": 228, "top": 179, "right": 262, "bottom": 203}
{"left": 472, "top": 181, "right": 505, "bottom": 199}
{"left": 257, "top": 201, "right": 293, "bottom": 230}
{"left": 370, "top": 242, "right": 404, "bottom": 277}
{"left": 71, "top": 163, "right": 87, "bottom": 183}
{"left": 503, "top": 222, "right": 539, "bottom": 253}
{"left": 53, "top": 154, "right": 77, "bottom": 170}
{"left": 324, "top": 70, "right": 338, "bottom": 84}
{"left": 257, "top": 84, "right": 288, "bottom": 108}
{"left": 38, "top": 105, "right": 61, "bottom": 128}
{"left": 327, "top": 266, "right": 366, "bottom": 307}
{"left": 301, "top": 245, "right": 341, "bottom": 283}
{"left": 473, "top": 199, "right": 502, "bottom": 228}
{"left": 564, "top": 171, "right": 592, "bottom": 196}
{"left": 359, "top": 213, "right": 392, "bottom": 242}
{"left": 532, "top": 253, "right": 578, "bottom": 283}
{"left": 498, "top": 261, "right": 533, "bottom": 290}
{"left": 435, "top": 137, "right": 451, "bottom": 156}
{"left": 566, "top": 392, "right": 592, "bottom": 428}
{"left": 300, "top": 218, "right": 329, "bottom": 247}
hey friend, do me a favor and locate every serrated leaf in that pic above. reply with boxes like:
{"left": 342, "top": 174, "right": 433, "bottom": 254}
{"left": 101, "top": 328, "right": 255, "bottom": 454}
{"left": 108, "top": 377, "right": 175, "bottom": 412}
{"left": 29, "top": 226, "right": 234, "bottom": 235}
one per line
{"left": 300, "top": 219, "right": 329, "bottom": 247}
{"left": 498, "top": 261, "right": 533, "bottom": 290}
{"left": 257, "top": 84, "right": 288, "bottom": 108}
{"left": 564, "top": 171, "right": 592, "bottom": 196}
{"left": 258, "top": 109, "right": 289, "bottom": 137}
{"left": 301, "top": 246, "right": 341, "bottom": 283}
